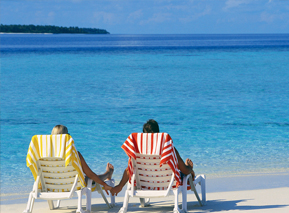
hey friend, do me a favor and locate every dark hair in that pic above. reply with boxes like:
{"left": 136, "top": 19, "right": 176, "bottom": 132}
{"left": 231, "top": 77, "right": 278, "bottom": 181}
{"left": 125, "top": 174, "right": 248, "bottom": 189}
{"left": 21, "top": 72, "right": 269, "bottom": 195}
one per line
{"left": 143, "top": 119, "right": 159, "bottom": 133}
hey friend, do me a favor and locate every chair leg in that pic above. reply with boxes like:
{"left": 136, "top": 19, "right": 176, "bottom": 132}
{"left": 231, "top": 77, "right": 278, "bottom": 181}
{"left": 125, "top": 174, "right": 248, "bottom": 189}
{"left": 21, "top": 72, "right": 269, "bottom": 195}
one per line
{"left": 118, "top": 190, "right": 130, "bottom": 213}
{"left": 105, "top": 179, "right": 115, "bottom": 206}
{"left": 95, "top": 182, "right": 111, "bottom": 208}
{"left": 139, "top": 198, "right": 150, "bottom": 207}
{"left": 86, "top": 188, "right": 92, "bottom": 213}
{"left": 189, "top": 175, "right": 202, "bottom": 206}
{"left": 201, "top": 175, "right": 206, "bottom": 205}
{"left": 23, "top": 192, "right": 35, "bottom": 213}
{"left": 192, "top": 183, "right": 202, "bottom": 206}
{"left": 56, "top": 200, "right": 61, "bottom": 208}
{"left": 110, "top": 193, "right": 115, "bottom": 206}
{"left": 99, "top": 188, "right": 111, "bottom": 208}
{"left": 86, "top": 178, "right": 92, "bottom": 212}
{"left": 47, "top": 200, "right": 54, "bottom": 210}
{"left": 173, "top": 189, "right": 181, "bottom": 213}
{"left": 182, "top": 185, "right": 187, "bottom": 212}
{"left": 76, "top": 190, "right": 85, "bottom": 213}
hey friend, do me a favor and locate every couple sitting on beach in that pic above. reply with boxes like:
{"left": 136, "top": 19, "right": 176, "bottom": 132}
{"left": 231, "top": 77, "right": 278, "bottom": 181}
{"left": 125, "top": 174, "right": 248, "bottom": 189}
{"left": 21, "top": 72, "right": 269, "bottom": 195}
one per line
{"left": 52, "top": 119, "right": 195, "bottom": 196}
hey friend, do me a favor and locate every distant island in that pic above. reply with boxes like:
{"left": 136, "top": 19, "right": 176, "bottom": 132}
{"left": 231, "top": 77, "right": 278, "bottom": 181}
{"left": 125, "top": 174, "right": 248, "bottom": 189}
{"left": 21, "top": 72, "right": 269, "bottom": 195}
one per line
{"left": 0, "top": 24, "right": 110, "bottom": 34}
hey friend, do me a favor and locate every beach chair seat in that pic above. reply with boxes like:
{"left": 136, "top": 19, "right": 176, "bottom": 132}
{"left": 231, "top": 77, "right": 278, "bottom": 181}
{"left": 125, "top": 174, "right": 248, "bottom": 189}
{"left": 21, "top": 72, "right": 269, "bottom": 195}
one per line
{"left": 23, "top": 134, "right": 115, "bottom": 213}
{"left": 119, "top": 133, "right": 206, "bottom": 213}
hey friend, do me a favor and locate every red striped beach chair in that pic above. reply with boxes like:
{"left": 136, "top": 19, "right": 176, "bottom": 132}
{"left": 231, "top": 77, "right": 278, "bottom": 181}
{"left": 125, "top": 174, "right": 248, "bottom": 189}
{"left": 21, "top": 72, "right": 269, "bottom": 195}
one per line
{"left": 119, "top": 133, "right": 206, "bottom": 213}
{"left": 23, "top": 134, "right": 115, "bottom": 213}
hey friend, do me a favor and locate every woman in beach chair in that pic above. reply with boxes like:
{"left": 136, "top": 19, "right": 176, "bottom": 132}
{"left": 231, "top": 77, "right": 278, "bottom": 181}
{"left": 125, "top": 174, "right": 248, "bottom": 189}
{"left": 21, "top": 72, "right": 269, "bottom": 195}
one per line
{"left": 51, "top": 125, "right": 114, "bottom": 193}
{"left": 111, "top": 119, "right": 196, "bottom": 196}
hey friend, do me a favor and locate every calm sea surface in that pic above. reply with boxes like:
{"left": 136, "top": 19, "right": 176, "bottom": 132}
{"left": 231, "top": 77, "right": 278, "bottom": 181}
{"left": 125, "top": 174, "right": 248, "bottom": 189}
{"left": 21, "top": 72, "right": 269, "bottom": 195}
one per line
{"left": 1, "top": 34, "right": 289, "bottom": 202}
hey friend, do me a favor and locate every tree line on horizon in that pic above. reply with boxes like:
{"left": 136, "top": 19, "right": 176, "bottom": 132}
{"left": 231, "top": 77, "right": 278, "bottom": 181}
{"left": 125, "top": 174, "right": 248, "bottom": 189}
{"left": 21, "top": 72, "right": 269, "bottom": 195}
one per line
{"left": 0, "top": 24, "right": 110, "bottom": 34}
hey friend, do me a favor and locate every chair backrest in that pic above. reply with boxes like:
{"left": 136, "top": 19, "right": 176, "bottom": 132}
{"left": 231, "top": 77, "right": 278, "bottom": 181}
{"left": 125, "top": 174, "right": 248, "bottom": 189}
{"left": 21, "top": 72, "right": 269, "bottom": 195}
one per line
{"left": 37, "top": 157, "right": 82, "bottom": 192}
{"left": 122, "top": 133, "right": 181, "bottom": 188}
{"left": 133, "top": 153, "right": 175, "bottom": 191}
{"left": 27, "top": 134, "right": 87, "bottom": 191}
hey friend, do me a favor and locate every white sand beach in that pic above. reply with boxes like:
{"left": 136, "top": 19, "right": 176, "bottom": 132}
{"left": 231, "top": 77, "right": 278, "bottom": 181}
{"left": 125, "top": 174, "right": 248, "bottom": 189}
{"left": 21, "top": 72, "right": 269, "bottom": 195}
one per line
{"left": 2, "top": 173, "right": 288, "bottom": 213}
{"left": 1, "top": 187, "right": 289, "bottom": 213}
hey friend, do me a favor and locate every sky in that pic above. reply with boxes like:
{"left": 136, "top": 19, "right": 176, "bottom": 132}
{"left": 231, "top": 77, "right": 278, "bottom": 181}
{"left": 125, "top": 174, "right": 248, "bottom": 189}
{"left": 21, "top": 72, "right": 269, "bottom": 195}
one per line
{"left": 1, "top": 0, "right": 289, "bottom": 34}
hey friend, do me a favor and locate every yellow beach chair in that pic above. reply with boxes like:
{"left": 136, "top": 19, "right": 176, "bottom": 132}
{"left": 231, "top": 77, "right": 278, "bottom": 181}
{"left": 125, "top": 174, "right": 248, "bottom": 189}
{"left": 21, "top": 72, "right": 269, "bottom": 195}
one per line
{"left": 23, "top": 134, "right": 115, "bottom": 213}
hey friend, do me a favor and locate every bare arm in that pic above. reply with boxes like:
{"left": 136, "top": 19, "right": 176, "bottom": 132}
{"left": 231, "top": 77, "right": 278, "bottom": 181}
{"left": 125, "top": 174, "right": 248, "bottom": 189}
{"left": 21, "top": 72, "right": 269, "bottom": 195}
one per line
{"left": 175, "top": 148, "right": 193, "bottom": 175}
{"left": 118, "top": 167, "right": 130, "bottom": 187}
{"left": 78, "top": 151, "right": 112, "bottom": 194}
{"left": 111, "top": 167, "right": 129, "bottom": 196}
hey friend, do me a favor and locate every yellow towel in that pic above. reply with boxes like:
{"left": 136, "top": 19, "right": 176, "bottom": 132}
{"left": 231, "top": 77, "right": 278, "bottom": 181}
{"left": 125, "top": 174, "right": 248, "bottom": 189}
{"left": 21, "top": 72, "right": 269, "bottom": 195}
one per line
{"left": 26, "top": 134, "right": 86, "bottom": 188}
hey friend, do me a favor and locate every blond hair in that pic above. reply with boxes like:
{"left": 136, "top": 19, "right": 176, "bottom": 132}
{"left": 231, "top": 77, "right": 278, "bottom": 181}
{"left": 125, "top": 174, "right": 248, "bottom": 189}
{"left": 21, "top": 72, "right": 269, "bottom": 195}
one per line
{"left": 51, "top": 125, "right": 68, "bottom": 135}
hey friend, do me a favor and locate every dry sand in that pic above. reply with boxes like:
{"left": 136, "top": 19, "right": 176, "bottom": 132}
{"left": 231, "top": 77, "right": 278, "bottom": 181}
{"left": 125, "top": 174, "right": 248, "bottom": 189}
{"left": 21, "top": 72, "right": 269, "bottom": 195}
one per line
{"left": 2, "top": 172, "right": 289, "bottom": 212}
{"left": 1, "top": 187, "right": 289, "bottom": 213}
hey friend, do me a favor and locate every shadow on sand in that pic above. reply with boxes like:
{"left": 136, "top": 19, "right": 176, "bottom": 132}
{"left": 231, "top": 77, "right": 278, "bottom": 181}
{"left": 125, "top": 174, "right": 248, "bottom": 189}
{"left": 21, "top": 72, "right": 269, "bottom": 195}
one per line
{"left": 187, "top": 199, "right": 288, "bottom": 212}
{"left": 86, "top": 199, "right": 289, "bottom": 212}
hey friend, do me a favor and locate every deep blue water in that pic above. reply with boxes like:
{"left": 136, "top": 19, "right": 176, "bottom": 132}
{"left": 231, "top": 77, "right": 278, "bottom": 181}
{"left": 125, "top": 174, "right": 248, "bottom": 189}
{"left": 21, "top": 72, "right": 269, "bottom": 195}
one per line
{"left": 1, "top": 34, "right": 289, "bottom": 202}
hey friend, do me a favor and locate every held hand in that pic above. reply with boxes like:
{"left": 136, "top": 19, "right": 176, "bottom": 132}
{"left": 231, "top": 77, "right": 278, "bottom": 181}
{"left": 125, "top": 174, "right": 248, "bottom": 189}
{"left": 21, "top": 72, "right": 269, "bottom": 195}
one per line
{"left": 110, "top": 185, "right": 122, "bottom": 196}
{"left": 103, "top": 184, "right": 112, "bottom": 195}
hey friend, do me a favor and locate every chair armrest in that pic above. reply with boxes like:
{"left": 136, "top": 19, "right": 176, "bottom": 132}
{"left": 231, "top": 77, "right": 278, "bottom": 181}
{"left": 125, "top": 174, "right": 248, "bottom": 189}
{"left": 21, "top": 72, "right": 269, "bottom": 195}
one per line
{"left": 130, "top": 174, "right": 135, "bottom": 196}
{"left": 68, "top": 174, "right": 79, "bottom": 198}
{"left": 33, "top": 176, "right": 40, "bottom": 198}
{"left": 165, "top": 172, "right": 176, "bottom": 196}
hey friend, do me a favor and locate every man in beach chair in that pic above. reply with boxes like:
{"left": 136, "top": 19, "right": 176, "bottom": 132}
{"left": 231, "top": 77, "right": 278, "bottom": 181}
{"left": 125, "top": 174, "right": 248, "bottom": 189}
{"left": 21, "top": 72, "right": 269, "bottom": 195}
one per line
{"left": 111, "top": 119, "right": 206, "bottom": 212}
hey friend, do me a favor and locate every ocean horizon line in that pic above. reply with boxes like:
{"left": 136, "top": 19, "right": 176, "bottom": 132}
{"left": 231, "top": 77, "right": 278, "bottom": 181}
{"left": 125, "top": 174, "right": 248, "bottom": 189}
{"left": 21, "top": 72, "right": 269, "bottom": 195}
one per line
{"left": 1, "top": 32, "right": 289, "bottom": 35}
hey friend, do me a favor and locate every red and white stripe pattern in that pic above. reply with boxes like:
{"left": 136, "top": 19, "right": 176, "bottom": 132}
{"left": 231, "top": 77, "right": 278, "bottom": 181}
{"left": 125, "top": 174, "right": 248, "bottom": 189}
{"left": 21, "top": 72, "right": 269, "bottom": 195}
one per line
{"left": 122, "top": 133, "right": 181, "bottom": 187}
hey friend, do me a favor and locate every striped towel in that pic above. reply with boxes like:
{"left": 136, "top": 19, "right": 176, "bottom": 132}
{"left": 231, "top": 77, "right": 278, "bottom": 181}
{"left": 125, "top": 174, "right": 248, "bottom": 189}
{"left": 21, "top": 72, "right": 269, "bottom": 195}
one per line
{"left": 26, "top": 134, "right": 86, "bottom": 188}
{"left": 122, "top": 133, "right": 181, "bottom": 187}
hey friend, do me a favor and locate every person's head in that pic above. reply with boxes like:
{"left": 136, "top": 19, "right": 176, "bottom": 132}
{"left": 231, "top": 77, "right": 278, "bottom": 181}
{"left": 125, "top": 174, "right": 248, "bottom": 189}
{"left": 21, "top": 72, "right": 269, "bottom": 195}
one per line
{"left": 51, "top": 125, "right": 68, "bottom": 135}
{"left": 143, "top": 119, "right": 159, "bottom": 133}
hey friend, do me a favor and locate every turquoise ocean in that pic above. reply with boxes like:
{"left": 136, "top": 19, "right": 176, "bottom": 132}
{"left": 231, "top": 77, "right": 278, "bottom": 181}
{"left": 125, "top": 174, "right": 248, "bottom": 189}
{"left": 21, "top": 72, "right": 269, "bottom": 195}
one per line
{"left": 1, "top": 34, "right": 289, "bottom": 203}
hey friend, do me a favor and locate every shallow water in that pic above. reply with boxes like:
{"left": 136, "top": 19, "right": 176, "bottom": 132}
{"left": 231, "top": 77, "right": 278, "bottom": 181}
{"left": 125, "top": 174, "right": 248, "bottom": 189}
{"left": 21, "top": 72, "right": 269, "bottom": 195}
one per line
{"left": 1, "top": 34, "right": 289, "bottom": 200}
